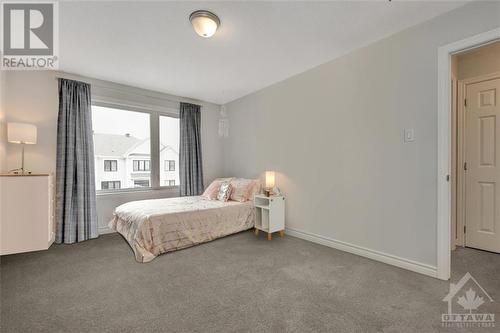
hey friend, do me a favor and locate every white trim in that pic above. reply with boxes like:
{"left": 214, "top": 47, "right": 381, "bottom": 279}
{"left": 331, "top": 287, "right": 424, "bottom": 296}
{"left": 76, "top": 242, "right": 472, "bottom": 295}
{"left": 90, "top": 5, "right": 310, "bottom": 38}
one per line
{"left": 450, "top": 73, "right": 457, "bottom": 251}
{"left": 456, "top": 80, "right": 466, "bottom": 248}
{"left": 98, "top": 226, "right": 115, "bottom": 235}
{"left": 150, "top": 113, "right": 160, "bottom": 188}
{"left": 437, "top": 28, "right": 500, "bottom": 281}
{"left": 96, "top": 186, "right": 179, "bottom": 196}
{"left": 286, "top": 227, "right": 437, "bottom": 278}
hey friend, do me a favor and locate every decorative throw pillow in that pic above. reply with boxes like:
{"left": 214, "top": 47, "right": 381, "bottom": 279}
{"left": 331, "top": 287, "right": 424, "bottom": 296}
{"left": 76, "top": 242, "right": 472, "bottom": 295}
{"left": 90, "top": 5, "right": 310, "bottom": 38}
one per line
{"left": 201, "top": 177, "right": 234, "bottom": 200}
{"left": 202, "top": 180, "right": 223, "bottom": 200}
{"left": 245, "top": 179, "right": 262, "bottom": 201}
{"left": 216, "top": 177, "right": 233, "bottom": 183}
{"left": 217, "top": 182, "right": 232, "bottom": 202}
{"left": 229, "top": 178, "right": 254, "bottom": 202}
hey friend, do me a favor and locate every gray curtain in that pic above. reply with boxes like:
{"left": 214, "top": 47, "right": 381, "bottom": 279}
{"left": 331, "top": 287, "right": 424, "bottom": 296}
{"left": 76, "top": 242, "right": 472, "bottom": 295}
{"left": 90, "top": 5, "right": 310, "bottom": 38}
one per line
{"left": 55, "top": 78, "right": 98, "bottom": 244}
{"left": 179, "top": 102, "right": 204, "bottom": 196}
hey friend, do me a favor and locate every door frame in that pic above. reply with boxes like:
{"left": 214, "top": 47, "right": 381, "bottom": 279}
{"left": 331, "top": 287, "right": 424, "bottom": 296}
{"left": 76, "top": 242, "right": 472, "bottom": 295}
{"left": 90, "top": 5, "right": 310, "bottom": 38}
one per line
{"left": 455, "top": 72, "right": 500, "bottom": 250}
{"left": 451, "top": 73, "right": 457, "bottom": 251}
{"left": 437, "top": 28, "right": 500, "bottom": 280}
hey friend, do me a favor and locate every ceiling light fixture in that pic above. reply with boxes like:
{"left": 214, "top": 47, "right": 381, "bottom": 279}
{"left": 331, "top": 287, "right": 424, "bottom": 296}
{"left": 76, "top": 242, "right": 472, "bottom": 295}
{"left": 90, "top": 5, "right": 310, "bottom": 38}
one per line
{"left": 189, "top": 10, "right": 220, "bottom": 38}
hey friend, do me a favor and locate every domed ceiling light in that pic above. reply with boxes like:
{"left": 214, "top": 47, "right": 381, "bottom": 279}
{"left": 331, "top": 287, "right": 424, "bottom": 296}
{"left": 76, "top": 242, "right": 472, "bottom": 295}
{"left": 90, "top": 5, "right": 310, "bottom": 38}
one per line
{"left": 189, "top": 10, "right": 220, "bottom": 38}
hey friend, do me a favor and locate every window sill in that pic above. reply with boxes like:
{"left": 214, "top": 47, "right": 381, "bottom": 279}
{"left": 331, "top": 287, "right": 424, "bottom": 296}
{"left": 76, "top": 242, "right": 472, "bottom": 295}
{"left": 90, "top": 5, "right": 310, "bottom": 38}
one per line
{"left": 96, "top": 186, "right": 179, "bottom": 196}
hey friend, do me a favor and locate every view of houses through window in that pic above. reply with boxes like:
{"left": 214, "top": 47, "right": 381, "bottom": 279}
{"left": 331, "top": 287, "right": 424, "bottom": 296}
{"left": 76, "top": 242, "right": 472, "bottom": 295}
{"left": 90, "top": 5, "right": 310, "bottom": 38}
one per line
{"left": 104, "top": 160, "right": 117, "bottom": 172}
{"left": 101, "top": 181, "right": 121, "bottom": 190}
{"left": 159, "top": 115, "right": 180, "bottom": 187}
{"left": 133, "top": 160, "right": 150, "bottom": 172}
{"left": 92, "top": 105, "right": 179, "bottom": 191}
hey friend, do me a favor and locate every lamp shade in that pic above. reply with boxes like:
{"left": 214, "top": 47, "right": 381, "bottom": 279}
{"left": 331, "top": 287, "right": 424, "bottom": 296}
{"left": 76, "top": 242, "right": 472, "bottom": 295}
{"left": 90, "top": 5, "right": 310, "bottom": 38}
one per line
{"left": 265, "top": 171, "right": 275, "bottom": 189}
{"left": 7, "top": 123, "right": 37, "bottom": 144}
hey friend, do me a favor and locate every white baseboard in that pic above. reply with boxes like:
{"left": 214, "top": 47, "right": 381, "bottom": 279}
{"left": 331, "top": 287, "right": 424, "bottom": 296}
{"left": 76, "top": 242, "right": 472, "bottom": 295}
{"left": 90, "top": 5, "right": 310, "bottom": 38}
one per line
{"left": 285, "top": 227, "right": 437, "bottom": 279}
{"left": 98, "top": 226, "right": 116, "bottom": 235}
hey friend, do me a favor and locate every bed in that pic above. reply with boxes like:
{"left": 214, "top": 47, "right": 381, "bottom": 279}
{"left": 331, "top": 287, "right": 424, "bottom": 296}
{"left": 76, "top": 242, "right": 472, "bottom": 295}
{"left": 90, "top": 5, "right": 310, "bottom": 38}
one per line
{"left": 109, "top": 196, "right": 255, "bottom": 262}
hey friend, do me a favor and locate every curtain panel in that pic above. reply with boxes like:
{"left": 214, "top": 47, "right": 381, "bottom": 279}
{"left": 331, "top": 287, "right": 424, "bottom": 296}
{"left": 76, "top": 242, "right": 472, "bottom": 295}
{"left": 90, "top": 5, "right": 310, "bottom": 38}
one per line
{"left": 55, "top": 78, "right": 99, "bottom": 244}
{"left": 179, "top": 102, "right": 204, "bottom": 196}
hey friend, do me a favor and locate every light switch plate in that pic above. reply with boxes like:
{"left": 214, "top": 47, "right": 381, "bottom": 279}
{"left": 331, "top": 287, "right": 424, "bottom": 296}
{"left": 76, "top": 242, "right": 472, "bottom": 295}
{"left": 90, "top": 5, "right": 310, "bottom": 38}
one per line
{"left": 404, "top": 128, "right": 415, "bottom": 143}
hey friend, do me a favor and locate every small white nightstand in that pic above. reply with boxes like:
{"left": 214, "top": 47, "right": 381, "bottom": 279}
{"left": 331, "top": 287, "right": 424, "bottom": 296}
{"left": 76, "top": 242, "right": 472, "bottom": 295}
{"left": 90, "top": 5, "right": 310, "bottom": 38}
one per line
{"left": 254, "top": 194, "right": 285, "bottom": 240}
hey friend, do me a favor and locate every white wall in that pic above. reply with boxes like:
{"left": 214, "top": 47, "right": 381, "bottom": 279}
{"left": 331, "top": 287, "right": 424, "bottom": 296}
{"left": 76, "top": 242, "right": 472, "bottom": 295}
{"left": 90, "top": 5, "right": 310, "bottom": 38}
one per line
{"left": 4, "top": 71, "right": 224, "bottom": 232}
{"left": 0, "top": 68, "right": 6, "bottom": 173}
{"left": 4, "top": 72, "right": 59, "bottom": 174}
{"left": 0, "top": 68, "right": 6, "bottom": 253}
{"left": 222, "top": 1, "right": 500, "bottom": 270}
{"left": 160, "top": 148, "right": 179, "bottom": 186}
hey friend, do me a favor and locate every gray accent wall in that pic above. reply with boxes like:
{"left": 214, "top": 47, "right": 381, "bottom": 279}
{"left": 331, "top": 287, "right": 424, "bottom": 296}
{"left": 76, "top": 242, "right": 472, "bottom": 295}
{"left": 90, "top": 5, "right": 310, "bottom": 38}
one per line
{"left": 222, "top": 1, "right": 500, "bottom": 268}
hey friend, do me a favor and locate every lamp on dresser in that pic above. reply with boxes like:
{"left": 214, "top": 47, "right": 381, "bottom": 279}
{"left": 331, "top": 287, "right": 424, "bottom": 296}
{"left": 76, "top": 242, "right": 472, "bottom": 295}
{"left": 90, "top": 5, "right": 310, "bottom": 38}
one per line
{"left": 7, "top": 122, "right": 37, "bottom": 174}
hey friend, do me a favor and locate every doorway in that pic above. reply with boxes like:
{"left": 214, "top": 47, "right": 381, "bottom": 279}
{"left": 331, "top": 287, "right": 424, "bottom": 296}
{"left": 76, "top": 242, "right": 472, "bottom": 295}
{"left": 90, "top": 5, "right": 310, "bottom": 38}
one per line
{"left": 451, "top": 42, "right": 500, "bottom": 254}
{"left": 437, "top": 28, "right": 500, "bottom": 281}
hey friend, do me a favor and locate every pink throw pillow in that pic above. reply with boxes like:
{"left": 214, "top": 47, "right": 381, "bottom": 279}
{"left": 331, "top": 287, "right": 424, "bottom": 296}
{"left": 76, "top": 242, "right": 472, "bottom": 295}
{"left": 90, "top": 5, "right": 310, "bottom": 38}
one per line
{"left": 245, "top": 179, "right": 262, "bottom": 201}
{"left": 202, "top": 178, "right": 234, "bottom": 200}
{"left": 229, "top": 178, "right": 254, "bottom": 202}
{"left": 202, "top": 180, "right": 223, "bottom": 200}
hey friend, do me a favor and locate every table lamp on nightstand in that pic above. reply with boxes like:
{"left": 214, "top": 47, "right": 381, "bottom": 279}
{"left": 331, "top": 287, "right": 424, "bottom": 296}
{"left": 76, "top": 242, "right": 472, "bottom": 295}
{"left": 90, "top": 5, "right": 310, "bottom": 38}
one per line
{"left": 265, "top": 171, "right": 275, "bottom": 197}
{"left": 8, "top": 122, "right": 37, "bottom": 175}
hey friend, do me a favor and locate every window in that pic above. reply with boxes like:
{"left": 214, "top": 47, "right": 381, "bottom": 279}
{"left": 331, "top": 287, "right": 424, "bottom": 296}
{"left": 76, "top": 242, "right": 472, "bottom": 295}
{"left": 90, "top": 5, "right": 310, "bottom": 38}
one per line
{"left": 92, "top": 105, "right": 150, "bottom": 191}
{"left": 92, "top": 104, "right": 179, "bottom": 192}
{"left": 101, "top": 181, "right": 121, "bottom": 190}
{"left": 133, "top": 160, "right": 150, "bottom": 171}
{"left": 160, "top": 116, "right": 180, "bottom": 187}
{"left": 134, "top": 180, "right": 150, "bottom": 188}
{"left": 104, "top": 160, "right": 117, "bottom": 172}
{"left": 165, "top": 160, "right": 175, "bottom": 171}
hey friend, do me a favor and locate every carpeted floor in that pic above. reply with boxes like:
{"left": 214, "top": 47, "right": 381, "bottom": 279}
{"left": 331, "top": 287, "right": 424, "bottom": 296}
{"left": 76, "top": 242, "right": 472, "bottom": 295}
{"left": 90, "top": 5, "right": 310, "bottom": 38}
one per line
{"left": 1, "top": 231, "right": 499, "bottom": 332}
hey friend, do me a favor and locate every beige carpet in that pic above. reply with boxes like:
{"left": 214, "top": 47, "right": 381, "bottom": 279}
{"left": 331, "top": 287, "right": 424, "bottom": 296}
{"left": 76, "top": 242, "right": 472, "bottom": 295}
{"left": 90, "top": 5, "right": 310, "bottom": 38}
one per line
{"left": 1, "top": 231, "right": 499, "bottom": 332}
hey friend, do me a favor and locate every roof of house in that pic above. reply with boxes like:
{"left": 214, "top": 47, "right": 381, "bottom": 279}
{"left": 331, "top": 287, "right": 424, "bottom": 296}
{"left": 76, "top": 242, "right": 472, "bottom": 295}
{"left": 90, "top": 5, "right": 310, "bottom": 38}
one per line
{"left": 94, "top": 133, "right": 178, "bottom": 157}
{"left": 160, "top": 144, "right": 178, "bottom": 155}
{"left": 93, "top": 133, "right": 143, "bottom": 157}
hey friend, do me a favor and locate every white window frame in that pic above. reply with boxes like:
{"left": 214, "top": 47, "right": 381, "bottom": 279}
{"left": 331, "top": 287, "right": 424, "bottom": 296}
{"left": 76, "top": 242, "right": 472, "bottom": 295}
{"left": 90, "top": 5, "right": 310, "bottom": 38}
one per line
{"left": 104, "top": 159, "right": 117, "bottom": 172}
{"left": 165, "top": 159, "right": 175, "bottom": 171}
{"left": 133, "top": 179, "right": 150, "bottom": 188}
{"left": 133, "top": 159, "right": 150, "bottom": 172}
{"left": 101, "top": 180, "right": 121, "bottom": 190}
{"left": 92, "top": 100, "right": 180, "bottom": 194}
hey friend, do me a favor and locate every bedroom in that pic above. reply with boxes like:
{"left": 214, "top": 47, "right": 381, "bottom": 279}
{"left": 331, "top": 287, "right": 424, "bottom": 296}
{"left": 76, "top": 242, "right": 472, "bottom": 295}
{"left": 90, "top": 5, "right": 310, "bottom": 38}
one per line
{"left": 1, "top": 1, "right": 499, "bottom": 332}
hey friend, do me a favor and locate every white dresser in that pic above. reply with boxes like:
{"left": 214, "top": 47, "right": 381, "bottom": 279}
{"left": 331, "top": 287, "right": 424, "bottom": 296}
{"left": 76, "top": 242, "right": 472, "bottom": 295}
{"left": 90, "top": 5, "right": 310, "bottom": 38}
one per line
{"left": 0, "top": 174, "right": 55, "bottom": 255}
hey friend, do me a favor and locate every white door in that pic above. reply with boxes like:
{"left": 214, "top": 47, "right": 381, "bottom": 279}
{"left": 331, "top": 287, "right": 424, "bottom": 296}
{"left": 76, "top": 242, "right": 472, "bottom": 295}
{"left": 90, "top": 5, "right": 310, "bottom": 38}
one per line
{"left": 465, "top": 77, "right": 500, "bottom": 253}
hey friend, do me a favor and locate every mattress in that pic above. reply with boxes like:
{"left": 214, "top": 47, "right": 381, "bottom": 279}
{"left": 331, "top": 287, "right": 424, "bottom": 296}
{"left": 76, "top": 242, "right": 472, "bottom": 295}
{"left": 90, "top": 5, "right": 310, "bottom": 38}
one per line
{"left": 109, "top": 196, "right": 255, "bottom": 262}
